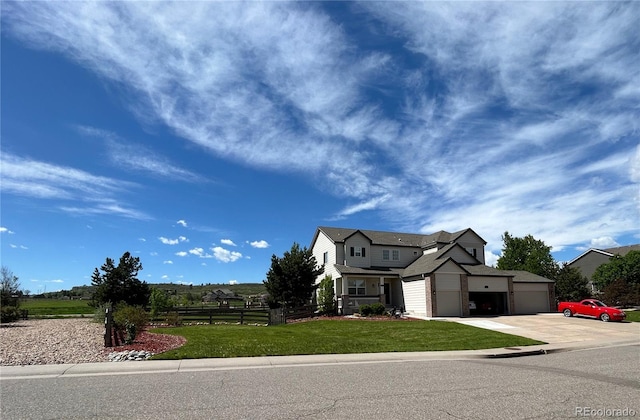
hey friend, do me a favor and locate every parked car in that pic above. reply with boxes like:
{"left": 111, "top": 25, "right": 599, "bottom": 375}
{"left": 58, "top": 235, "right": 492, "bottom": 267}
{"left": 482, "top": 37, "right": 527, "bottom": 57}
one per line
{"left": 558, "top": 299, "right": 626, "bottom": 322}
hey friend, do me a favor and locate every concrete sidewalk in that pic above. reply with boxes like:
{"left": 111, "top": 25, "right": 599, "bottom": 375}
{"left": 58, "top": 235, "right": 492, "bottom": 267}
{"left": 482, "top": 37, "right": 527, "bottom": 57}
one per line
{"left": 2, "top": 339, "right": 638, "bottom": 380}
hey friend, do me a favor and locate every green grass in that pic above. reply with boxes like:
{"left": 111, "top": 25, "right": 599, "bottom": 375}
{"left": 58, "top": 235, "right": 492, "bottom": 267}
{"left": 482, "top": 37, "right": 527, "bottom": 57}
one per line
{"left": 624, "top": 310, "right": 640, "bottom": 322}
{"left": 20, "top": 298, "right": 94, "bottom": 315}
{"left": 151, "top": 319, "right": 544, "bottom": 359}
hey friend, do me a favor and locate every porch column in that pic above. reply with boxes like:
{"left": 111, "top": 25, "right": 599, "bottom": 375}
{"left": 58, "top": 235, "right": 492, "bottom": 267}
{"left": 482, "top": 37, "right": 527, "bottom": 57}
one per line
{"left": 379, "top": 277, "right": 385, "bottom": 304}
{"left": 425, "top": 275, "right": 437, "bottom": 317}
{"left": 341, "top": 275, "right": 350, "bottom": 315}
{"left": 507, "top": 277, "right": 515, "bottom": 315}
{"left": 461, "top": 274, "right": 470, "bottom": 317}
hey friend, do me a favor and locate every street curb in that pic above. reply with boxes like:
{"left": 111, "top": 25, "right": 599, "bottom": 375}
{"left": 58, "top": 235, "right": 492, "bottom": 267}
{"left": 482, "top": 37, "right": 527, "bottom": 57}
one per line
{"left": 483, "top": 349, "right": 548, "bottom": 359}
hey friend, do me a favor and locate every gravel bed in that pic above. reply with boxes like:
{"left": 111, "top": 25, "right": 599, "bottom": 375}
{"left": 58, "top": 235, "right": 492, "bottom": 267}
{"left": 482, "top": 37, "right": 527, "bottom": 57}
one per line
{"left": 0, "top": 318, "right": 105, "bottom": 366}
{"left": 0, "top": 318, "right": 187, "bottom": 366}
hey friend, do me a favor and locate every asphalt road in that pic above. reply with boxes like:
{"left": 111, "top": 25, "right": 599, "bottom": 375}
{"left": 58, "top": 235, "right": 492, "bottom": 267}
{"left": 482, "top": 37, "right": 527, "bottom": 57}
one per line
{"left": 1, "top": 344, "right": 638, "bottom": 419}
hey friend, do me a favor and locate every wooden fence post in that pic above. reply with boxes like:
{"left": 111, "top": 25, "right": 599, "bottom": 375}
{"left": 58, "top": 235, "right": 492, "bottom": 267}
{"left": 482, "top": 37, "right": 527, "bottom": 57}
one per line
{"left": 104, "top": 307, "right": 113, "bottom": 347}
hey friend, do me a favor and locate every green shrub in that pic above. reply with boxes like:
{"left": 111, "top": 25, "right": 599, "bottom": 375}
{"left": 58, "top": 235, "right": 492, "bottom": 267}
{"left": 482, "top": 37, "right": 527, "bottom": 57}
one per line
{"left": 1, "top": 306, "right": 20, "bottom": 323}
{"left": 358, "top": 302, "right": 386, "bottom": 317}
{"left": 165, "top": 311, "right": 183, "bottom": 326}
{"left": 318, "top": 275, "right": 336, "bottom": 315}
{"left": 359, "top": 304, "right": 372, "bottom": 316}
{"left": 113, "top": 304, "right": 148, "bottom": 343}
{"left": 370, "top": 302, "right": 386, "bottom": 315}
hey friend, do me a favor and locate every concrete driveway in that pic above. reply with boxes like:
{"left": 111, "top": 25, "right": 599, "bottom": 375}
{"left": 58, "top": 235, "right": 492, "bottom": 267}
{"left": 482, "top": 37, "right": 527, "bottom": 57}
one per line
{"left": 450, "top": 312, "right": 640, "bottom": 348}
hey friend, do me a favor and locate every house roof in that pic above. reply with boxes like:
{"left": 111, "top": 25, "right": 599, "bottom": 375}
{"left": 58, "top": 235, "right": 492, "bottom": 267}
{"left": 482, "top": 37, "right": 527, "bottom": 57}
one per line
{"left": 334, "top": 264, "right": 404, "bottom": 277}
{"left": 505, "top": 270, "right": 555, "bottom": 283}
{"left": 313, "top": 226, "right": 485, "bottom": 249}
{"left": 567, "top": 244, "right": 640, "bottom": 265}
{"left": 402, "top": 243, "right": 479, "bottom": 278}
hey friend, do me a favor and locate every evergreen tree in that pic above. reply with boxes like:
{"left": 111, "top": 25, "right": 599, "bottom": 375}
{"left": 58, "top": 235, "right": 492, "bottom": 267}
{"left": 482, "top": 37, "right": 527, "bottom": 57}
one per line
{"left": 91, "top": 252, "right": 150, "bottom": 306}
{"left": 318, "top": 274, "right": 336, "bottom": 315}
{"left": 554, "top": 263, "right": 590, "bottom": 302}
{"left": 263, "top": 243, "right": 323, "bottom": 308}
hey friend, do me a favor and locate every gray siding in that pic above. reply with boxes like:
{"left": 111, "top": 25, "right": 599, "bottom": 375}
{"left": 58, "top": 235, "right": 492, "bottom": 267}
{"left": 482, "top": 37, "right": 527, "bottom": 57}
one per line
{"left": 370, "top": 244, "right": 422, "bottom": 267}
{"left": 344, "top": 232, "right": 371, "bottom": 268}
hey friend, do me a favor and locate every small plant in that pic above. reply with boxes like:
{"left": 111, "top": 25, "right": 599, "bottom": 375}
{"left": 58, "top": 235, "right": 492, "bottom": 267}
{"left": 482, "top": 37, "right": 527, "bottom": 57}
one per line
{"left": 1, "top": 306, "right": 20, "bottom": 323}
{"left": 165, "top": 311, "right": 183, "bottom": 326}
{"left": 318, "top": 275, "right": 336, "bottom": 315}
{"left": 359, "top": 304, "right": 372, "bottom": 316}
{"left": 369, "top": 302, "right": 386, "bottom": 316}
{"left": 358, "top": 302, "right": 386, "bottom": 317}
{"left": 113, "top": 304, "right": 148, "bottom": 343}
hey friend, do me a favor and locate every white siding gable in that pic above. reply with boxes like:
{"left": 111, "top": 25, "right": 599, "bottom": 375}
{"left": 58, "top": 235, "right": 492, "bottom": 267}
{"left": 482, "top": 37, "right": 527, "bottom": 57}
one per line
{"left": 311, "top": 231, "right": 339, "bottom": 285}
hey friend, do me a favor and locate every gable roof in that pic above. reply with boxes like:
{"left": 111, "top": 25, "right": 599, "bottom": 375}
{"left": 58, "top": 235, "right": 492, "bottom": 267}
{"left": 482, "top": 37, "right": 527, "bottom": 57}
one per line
{"left": 312, "top": 226, "right": 486, "bottom": 249}
{"left": 568, "top": 244, "right": 640, "bottom": 265}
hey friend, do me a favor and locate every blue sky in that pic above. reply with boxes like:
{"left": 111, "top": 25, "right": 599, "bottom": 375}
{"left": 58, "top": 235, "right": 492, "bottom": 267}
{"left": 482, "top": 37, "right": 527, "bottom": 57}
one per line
{"left": 1, "top": 2, "right": 638, "bottom": 292}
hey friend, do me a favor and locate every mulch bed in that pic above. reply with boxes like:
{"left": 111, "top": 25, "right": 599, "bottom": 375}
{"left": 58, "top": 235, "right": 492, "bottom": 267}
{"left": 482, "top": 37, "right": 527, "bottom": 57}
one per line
{"left": 103, "top": 329, "right": 186, "bottom": 355}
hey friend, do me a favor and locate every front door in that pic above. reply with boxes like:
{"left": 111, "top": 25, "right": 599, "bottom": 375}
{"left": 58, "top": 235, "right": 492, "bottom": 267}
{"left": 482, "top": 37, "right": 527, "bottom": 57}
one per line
{"left": 383, "top": 283, "right": 391, "bottom": 305}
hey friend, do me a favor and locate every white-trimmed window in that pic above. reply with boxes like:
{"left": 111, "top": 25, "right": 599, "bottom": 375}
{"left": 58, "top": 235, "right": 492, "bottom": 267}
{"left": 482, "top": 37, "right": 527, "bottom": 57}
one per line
{"left": 392, "top": 250, "right": 400, "bottom": 260}
{"left": 348, "top": 279, "right": 366, "bottom": 295}
{"left": 382, "top": 250, "right": 390, "bottom": 260}
{"left": 350, "top": 247, "right": 366, "bottom": 257}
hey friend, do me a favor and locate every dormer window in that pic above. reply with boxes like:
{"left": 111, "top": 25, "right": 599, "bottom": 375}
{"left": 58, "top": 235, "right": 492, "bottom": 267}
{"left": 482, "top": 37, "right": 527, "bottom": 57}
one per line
{"left": 350, "top": 247, "right": 366, "bottom": 257}
{"left": 466, "top": 247, "right": 477, "bottom": 257}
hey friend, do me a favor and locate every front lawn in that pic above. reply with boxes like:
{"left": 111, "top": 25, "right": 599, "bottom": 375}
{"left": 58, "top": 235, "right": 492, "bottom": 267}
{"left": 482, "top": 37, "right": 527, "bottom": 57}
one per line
{"left": 624, "top": 310, "right": 640, "bottom": 322}
{"left": 150, "top": 319, "right": 544, "bottom": 359}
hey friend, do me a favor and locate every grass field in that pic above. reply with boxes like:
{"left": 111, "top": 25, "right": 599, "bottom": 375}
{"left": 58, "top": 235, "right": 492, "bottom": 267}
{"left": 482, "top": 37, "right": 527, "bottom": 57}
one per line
{"left": 20, "top": 299, "right": 94, "bottom": 316}
{"left": 151, "top": 319, "right": 545, "bottom": 359}
{"left": 624, "top": 310, "right": 640, "bottom": 322}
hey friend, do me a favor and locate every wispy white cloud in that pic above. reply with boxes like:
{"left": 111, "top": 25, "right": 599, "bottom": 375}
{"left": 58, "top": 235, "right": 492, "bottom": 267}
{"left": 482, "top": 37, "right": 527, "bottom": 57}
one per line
{"left": 163, "top": 260, "right": 173, "bottom": 264}
{"left": 249, "top": 240, "right": 269, "bottom": 249}
{"left": 3, "top": 1, "right": 637, "bottom": 252}
{"left": 76, "top": 125, "right": 204, "bottom": 182}
{"left": 0, "top": 152, "right": 150, "bottom": 220}
{"left": 211, "top": 246, "right": 242, "bottom": 263}
{"left": 176, "top": 220, "right": 188, "bottom": 227}
{"left": 220, "top": 239, "right": 236, "bottom": 247}
{"left": 0, "top": 227, "right": 15, "bottom": 234}
{"left": 175, "top": 251, "right": 188, "bottom": 257}
{"left": 159, "top": 236, "right": 188, "bottom": 245}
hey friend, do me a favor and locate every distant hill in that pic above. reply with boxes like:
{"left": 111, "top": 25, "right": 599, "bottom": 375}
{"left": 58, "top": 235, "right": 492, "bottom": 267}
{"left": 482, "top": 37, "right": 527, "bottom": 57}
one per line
{"left": 39, "top": 283, "right": 267, "bottom": 300}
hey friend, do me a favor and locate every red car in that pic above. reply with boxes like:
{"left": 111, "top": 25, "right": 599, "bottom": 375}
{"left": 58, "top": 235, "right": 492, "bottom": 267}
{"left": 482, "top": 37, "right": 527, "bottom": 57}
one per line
{"left": 558, "top": 299, "right": 626, "bottom": 322}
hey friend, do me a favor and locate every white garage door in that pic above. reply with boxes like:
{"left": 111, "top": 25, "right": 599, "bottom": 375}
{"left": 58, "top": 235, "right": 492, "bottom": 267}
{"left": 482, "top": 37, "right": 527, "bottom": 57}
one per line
{"left": 513, "top": 283, "right": 549, "bottom": 314}
{"left": 436, "top": 291, "right": 461, "bottom": 316}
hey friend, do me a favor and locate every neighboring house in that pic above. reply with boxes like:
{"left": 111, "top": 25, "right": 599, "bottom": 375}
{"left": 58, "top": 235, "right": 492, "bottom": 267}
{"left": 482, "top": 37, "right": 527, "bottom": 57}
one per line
{"left": 202, "top": 289, "right": 244, "bottom": 306}
{"left": 567, "top": 245, "right": 640, "bottom": 293}
{"left": 311, "top": 226, "right": 555, "bottom": 317}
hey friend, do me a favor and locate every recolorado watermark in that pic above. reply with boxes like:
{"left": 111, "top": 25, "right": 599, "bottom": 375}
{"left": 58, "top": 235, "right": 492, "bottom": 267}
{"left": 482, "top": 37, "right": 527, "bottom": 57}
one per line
{"left": 576, "top": 407, "right": 636, "bottom": 417}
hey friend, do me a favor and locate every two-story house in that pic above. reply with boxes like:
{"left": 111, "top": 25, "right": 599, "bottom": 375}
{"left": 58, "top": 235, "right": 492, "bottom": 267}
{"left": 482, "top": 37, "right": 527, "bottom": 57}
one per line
{"left": 311, "top": 226, "right": 555, "bottom": 317}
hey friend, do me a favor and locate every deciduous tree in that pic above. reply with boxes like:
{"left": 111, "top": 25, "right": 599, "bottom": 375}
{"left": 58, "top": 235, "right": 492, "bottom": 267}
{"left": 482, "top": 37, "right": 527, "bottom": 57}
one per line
{"left": 263, "top": 243, "right": 323, "bottom": 308}
{"left": 591, "top": 251, "right": 640, "bottom": 291}
{"left": 1, "top": 266, "right": 21, "bottom": 323}
{"left": 496, "top": 232, "right": 558, "bottom": 279}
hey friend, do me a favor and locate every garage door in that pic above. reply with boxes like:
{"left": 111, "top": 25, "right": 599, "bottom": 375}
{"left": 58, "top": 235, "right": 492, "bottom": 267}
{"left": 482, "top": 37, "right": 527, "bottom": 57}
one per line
{"left": 436, "top": 291, "right": 461, "bottom": 316}
{"left": 513, "top": 283, "right": 549, "bottom": 314}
